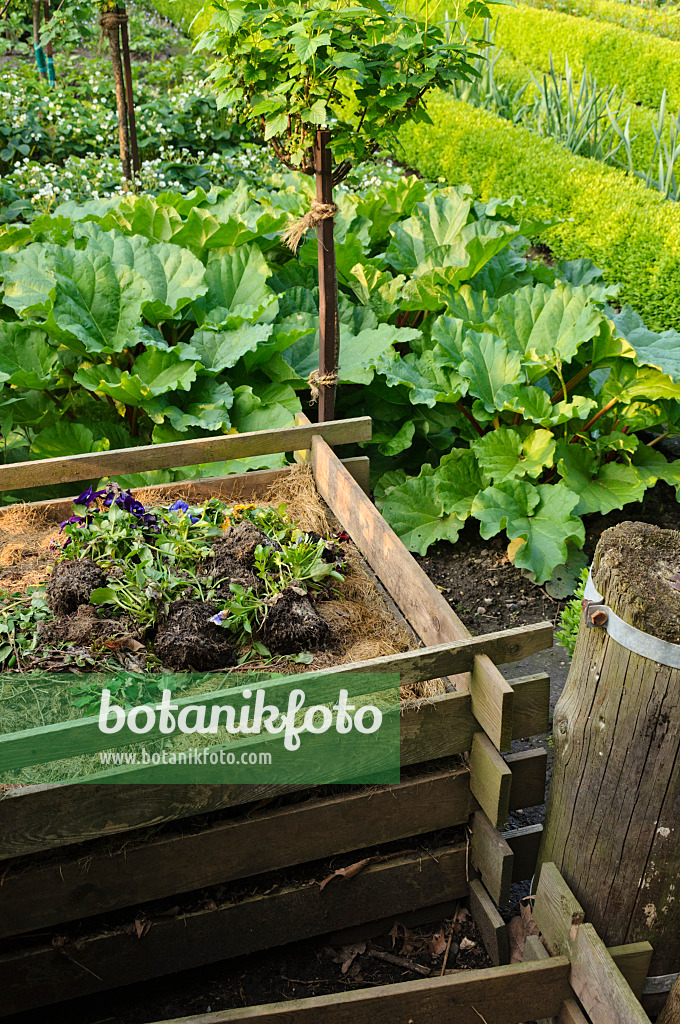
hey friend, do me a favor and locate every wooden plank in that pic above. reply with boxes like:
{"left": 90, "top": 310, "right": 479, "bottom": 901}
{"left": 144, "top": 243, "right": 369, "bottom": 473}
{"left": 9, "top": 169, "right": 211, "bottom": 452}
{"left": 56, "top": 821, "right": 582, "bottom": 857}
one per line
{"left": 534, "top": 862, "right": 585, "bottom": 956}
{"left": 0, "top": 417, "right": 372, "bottom": 492}
{"left": 468, "top": 877, "right": 510, "bottom": 966}
{"left": 149, "top": 959, "right": 573, "bottom": 1024}
{"left": 312, "top": 434, "right": 548, "bottom": 729}
{"left": 557, "top": 1000, "right": 590, "bottom": 1024}
{"left": 0, "top": 626, "right": 549, "bottom": 775}
{"left": 3, "top": 458, "right": 372, "bottom": 520}
{"left": 535, "top": 865, "right": 649, "bottom": 1024}
{"left": 0, "top": 844, "right": 471, "bottom": 1016}
{"left": 608, "top": 943, "right": 654, "bottom": 1001}
{"left": 503, "top": 824, "right": 543, "bottom": 883}
{"left": 0, "top": 768, "right": 472, "bottom": 939}
{"left": 470, "top": 810, "right": 514, "bottom": 908}
{"left": 570, "top": 923, "right": 651, "bottom": 1024}
{"left": 469, "top": 732, "right": 513, "bottom": 828}
{"left": 471, "top": 653, "right": 516, "bottom": 752}
{"left": 522, "top": 937, "right": 552, "bottom": 1024}
{"left": 508, "top": 672, "right": 551, "bottom": 739}
{"left": 507, "top": 748, "right": 548, "bottom": 811}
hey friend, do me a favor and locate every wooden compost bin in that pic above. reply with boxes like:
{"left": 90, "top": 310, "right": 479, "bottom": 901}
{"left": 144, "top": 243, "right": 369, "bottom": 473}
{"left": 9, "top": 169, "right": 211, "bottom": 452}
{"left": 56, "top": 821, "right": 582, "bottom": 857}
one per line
{"left": 0, "top": 415, "right": 557, "bottom": 1015}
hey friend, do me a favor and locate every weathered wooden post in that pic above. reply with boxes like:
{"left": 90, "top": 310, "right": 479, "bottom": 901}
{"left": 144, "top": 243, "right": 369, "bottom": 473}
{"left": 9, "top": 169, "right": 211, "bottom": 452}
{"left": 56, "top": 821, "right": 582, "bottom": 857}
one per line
{"left": 314, "top": 129, "right": 339, "bottom": 423}
{"left": 540, "top": 522, "right": 680, "bottom": 984}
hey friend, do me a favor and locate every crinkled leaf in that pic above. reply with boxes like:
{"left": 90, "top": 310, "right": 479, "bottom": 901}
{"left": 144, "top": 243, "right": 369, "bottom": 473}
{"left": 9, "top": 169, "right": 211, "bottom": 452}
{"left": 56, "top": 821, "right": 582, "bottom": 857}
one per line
{"left": 75, "top": 349, "right": 197, "bottom": 406}
{"left": 230, "top": 383, "right": 300, "bottom": 433}
{"left": 473, "top": 427, "right": 555, "bottom": 484}
{"left": 382, "top": 471, "right": 465, "bottom": 555}
{"left": 459, "top": 333, "right": 523, "bottom": 413}
{"left": 377, "top": 349, "right": 468, "bottom": 407}
{"left": 611, "top": 306, "right": 680, "bottom": 382}
{"left": 374, "top": 419, "right": 415, "bottom": 457}
{"left": 602, "top": 360, "right": 680, "bottom": 403}
{"left": 181, "top": 323, "right": 273, "bottom": 373}
{"left": 201, "top": 245, "right": 277, "bottom": 324}
{"left": 557, "top": 445, "right": 646, "bottom": 515}
{"left": 0, "top": 323, "right": 58, "bottom": 389}
{"left": 30, "top": 421, "right": 108, "bottom": 460}
{"left": 385, "top": 191, "right": 472, "bottom": 276}
{"left": 433, "top": 449, "right": 485, "bottom": 517}
{"left": 471, "top": 481, "right": 584, "bottom": 584}
{"left": 2, "top": 244, "right": 55, "bottom": 318}
{"left": 145, "top": 378, "right": 233, "bottom": 432}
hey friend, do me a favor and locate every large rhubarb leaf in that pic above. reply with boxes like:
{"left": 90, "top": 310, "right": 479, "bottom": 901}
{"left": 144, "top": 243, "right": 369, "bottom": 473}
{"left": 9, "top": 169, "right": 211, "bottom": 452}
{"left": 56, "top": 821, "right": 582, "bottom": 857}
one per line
{"left": 459, "top": 333, "right": 523, "bottom": 413}
{"left": 382, "top": 469, "right": 465, "bottom": 555}
{"left": 473, "top": 427, "right": 555, "bottom": 484}
{"left": 557, "top": 445, "right": 646, "bottom": 515}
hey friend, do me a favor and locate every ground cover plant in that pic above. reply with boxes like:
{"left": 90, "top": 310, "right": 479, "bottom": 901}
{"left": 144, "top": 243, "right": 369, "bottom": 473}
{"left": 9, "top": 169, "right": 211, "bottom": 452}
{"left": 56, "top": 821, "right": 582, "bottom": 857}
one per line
{"left": 3, "top": 174, "right": 680, "bottom": 589}
{"left": 0, "top": 482, "right": 347, "bottom": 674}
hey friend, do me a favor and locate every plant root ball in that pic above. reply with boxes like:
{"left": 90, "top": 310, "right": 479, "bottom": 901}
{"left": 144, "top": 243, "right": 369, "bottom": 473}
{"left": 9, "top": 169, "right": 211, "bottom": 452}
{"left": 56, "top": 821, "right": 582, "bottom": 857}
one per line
{"left": 41, "top": 605, "right": 139, "bottom": 645}
{"left": 200, "top": 547, "right": 259, "bottom": 600}
{"left": 217, "top": 521, "right": 280, "bottom": 568}
{"left": 261, "top": 586, "right": 329, "bottom": 654}
{"left": 153, "top": 599, "right": 236, "bottom": 672}
{"left": 45, "top": 559, "right": 107, "bottom": 616}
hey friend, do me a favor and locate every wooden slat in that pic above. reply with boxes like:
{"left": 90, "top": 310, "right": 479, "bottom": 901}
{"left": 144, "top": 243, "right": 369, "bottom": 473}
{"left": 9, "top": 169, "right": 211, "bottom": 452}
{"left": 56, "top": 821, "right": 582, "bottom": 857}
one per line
{"left": 0, "top": 844, "right": 470, "bottom": 1016}
{"left": 150, "top": 959, "right": 572, "bottom": 1024}
{"left": 0, "top": 769, "right": 472, "bottom": 940}
{"left": 2, "top": 458, "right": 372, "bottom": 520}
{"left": 607, "top": 943, "right": 654, "bottom": 1001}
{"left": 0, "top": 625, "right": 550, "bottom": 773}
{"left": 570, "top": 924, "right": 651, "bottom": 1024}
{"left": 502, "top": 824, "right": 543, "bottom": 883}
{"left": 508, "top": 673, "right": 551, "bottom": 739}
{"left": 470, "top": 810, "right": 514, "bottom": 908}
{"left": 522, "top": 936, "right": 552, "bottom": 1024}
{"left": 533, "top": 862, "right": 585, "bottom": 956}
{"left": 0, "top": 417, "right": 372, "bottom": 492}
{"left": 312, "top": 434, "right": 542, "bottom": 741}
{"left": 506, "top": 748, "right": 548, "bottom": 811}
{"left": 469, "top": 732, "right": 513, "bottom": 828}
{"left": 468, "top": 877, "right": 510, "bottom": 966}
{"left": 535, "top": 864, "right": 649, "bottom": 1024}
{"left": 557, "top": 1000, "right": 590, "bottom": 1024}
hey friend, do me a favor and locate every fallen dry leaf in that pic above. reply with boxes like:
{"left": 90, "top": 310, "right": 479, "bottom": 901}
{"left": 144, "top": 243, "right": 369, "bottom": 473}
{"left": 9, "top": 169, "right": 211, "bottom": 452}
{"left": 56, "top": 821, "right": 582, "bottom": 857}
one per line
{"left": 428, "top": 930, "right": 448, "bottom": 956}
{"left": 508, "top": 899, "right": 540, "bottom": 962}
{"left": 134, "top": 917, "right": 152, "bottom": 939}
{"left": 331, "top": 942, "right": 366, "bottom": 974}
{"left": 319, "top": 858, "right": 371, "bottom": 890}
{"left": 452, "top": 904, "right": 471, "bottom": 935}
{"left": 460, "top": 936, "right": 477, "bottom": 951}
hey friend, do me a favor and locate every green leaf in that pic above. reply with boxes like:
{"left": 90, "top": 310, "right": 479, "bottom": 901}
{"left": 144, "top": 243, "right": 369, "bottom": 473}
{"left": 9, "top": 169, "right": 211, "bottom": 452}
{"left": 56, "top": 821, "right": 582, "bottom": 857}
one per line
{"left": 230, "top": 383, "right": 301, "bottom": 433}
{"left": 382, "top": 471, "right": 465, "bottom": 555}
{"left": 490, "top": 283, "right": 604, "bottom": 377}
{"left": 385, "top": 191, "right": 472, "bottom": 276}
{"left": 182, "top": 323, "right": 274, "bottom": 373}
{"left": 31, "top": 421, "right": 108, "bottom": 460}
{"left": 202, "top": 245, "right": 277, "bottom": 323}
{"left": 471, "top": 481, "right": 584, "bottom": 584}
{"left": 146, "top": 378, "right": 234, "bottom": 433}
{"left": 433, "top": 448, "right": 485, "bottom": 518}
{"left": 377, "top": 349, "right": 468, "bottom": 407}
{"left": 0, "top": 323, "right": 58, "bottom": 389}
{"left": 473, "top": 427, "right": 555, "bottom": 484}
{"left": 2, "top": 244, "right": 55, "bottom": 318}
{"left": 631, "top": 445, "right": 680, "bottom": 487}
{"left": 602, "top": 360, "right": 680, "bottom": 403}
{"left": 264, "top": 112, "right": 289, "bottom": 140}
{"left": 611, "top": 306, "right": 680, "bottom": 382}
{"left": 557, "top": 445, "right": 646, "bottom": 515}
{"left": 459, "top": 333, "right": 523, "bottom": 413}
{"left": 75, "top": 349, "right": 197, "bottom": 406}
{"left": 375, "top": 419, "right": 415, "bottom": 456}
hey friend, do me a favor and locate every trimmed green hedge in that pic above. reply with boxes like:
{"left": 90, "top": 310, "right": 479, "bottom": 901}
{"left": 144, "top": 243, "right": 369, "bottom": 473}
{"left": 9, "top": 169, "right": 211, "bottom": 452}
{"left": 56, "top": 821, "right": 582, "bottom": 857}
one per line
{"left": 407, "top": 1, "right": 680, "bottom": 109}
{"left": 487, "top": 4, "right": 680, "bottom": 109}
{"left": 398, "top": 93, "right": 680, "bottom": 331}
{"left": 522, "top": 0, "right": 680, "bottom": 43}
{"left": 151, "top": 0, "right": 211, "bottom": 36}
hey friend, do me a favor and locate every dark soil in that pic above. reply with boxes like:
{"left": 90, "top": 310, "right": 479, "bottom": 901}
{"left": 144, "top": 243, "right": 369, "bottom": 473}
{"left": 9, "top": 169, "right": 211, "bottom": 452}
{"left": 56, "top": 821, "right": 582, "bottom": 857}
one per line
{"left": 41, "top": 604, "right": 139, "bottom": 646}
{"left": 44, "top": 558, "right": 106, "bottom": 616}
{"left": 218, "top": 521, "right": 281, "bottom": 568}
{"left": 200, "top": 545, "right": 260, "bottom": 599}
{"left": 152, "top": 599, "right": 236, "bottom": 671}
{"left": 262, "top": 585, "right": 330, "bottom": 654}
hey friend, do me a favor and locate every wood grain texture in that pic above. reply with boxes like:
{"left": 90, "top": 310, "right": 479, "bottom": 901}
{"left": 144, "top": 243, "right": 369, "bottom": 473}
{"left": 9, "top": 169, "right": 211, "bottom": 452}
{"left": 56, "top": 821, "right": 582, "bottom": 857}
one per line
{"left": 0, "top": 844, "right": 470, "bottom": 1016}
{"left": 522, "top": 935, "right": 552, "bottom": 1024}
{"left": 557, "top": 998, "right": 590, "bottom": 1024}
{"left": 569, "top": 923, "right": 651, "bottom": 1024}
{"left": 470, "top": 810, "right": 514, "bottom": 908}
{"left": 0, "top": 769, "right": 472, "bottom": 939}
{"left": 468, "top": 877, "right": 510, "bottom": 966}
{"left": 540, "top": 526, "right": 680, "bottom": 975}
{"left": 150, "top": 959, "right": 572, "bottom": 1024}
{"left": 607, "top": 942, "right": 654, "bottom": 1001}
{"left": 469, "top": 732, "right": 512, "bottom": 828}
{"left": 0, "top": 418, "right": 372, "bottom": 492}
{"left": 311, "top": 434, "right": 548, "bottom": 726}
{"left": 506, "top": 748, "right": 548, "bottom": 811}
{"left": 0, "top": 458, "right": 372, "bottom": 520}
{"left": 508, "top": 673, "right": 550, "bottom": 738}
{"left": 534, "top": 862, "right": 585, "bottom": 956}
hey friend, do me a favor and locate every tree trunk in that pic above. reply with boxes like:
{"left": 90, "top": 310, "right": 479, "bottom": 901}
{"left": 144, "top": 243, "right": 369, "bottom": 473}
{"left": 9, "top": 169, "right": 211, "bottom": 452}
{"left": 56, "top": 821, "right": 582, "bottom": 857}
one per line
{"left": 118, "top": 4, "right": 139, "bottom": 178}
{"left": 539, "top": 521, "right": 680, "bottom": 976}
{"left": 102, "top": 8, "right": 131, "bottom": 185}
{"left": 32, "top": 0, "right": 46, "bottom": 79}
{"left": 314, "top": 129, "right": 339, "bottom": 423}
{"left": 658, "top": 976, "right": 680, "bottom": 1024}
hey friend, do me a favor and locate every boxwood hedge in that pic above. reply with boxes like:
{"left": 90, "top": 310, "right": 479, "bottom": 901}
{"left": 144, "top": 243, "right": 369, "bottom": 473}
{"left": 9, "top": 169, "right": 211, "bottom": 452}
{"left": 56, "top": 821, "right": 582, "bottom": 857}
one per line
{"left": 150, "top": 0, "right": 210, "bottom": 36}
{"left": 399, "top": 93, "right": 680, "bottom": 332}
{"left": 521, "top": 0, "right": 680, "bottom": 43}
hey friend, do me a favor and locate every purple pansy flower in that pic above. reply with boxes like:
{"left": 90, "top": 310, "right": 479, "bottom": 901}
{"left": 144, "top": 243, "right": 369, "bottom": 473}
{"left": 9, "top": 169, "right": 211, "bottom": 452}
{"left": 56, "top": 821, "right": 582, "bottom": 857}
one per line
{"left": 74, "top": 485, "right": 107, "bottom": 507}
{"left": 170, "top": 498, "right": 190, "bottom": 513}
{"left": 59, "top": 514, "right": 88, "bottom": 533}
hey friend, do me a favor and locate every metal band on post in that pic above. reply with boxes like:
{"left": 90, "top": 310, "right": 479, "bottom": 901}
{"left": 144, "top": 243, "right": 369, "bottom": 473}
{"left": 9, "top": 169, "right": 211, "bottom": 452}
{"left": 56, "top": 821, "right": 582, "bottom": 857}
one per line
{"left": 584, "top": 569, "right": 680, "bottom": 668}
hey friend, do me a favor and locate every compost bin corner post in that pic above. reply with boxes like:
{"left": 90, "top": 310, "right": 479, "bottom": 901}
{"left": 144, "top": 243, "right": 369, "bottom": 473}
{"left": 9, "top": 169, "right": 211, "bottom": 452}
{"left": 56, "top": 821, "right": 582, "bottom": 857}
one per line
{"left": 314, "top": 128, "right": 340, "bottom": 423}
